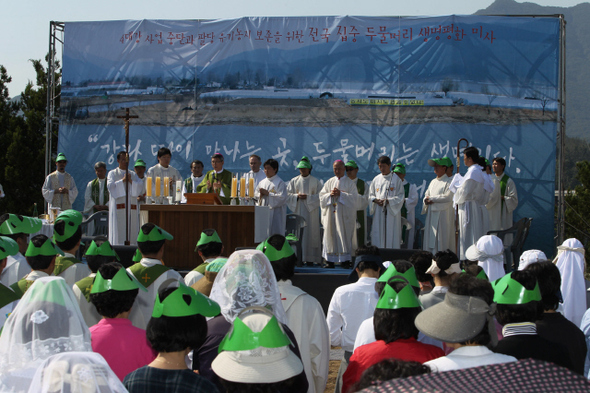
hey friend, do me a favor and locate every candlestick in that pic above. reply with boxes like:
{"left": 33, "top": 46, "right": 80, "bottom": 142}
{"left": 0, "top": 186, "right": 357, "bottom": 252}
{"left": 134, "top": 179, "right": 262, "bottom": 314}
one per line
{"left": 248, "top": 177, "right": 254, "bottom": 197}
{"left": 146, "top": 177, "right": 153, "bottom": 197}
{"left": 163, "top": 177, "right": 170, "bottom": 197}
{"left": 155, "top": 177, "right": 161, "bottom": 197}
{"left": 240, "top": 175, "right": 246, "bottom": 198}
{"left": 231, "top": 175, "right": 238, "bottom": 198}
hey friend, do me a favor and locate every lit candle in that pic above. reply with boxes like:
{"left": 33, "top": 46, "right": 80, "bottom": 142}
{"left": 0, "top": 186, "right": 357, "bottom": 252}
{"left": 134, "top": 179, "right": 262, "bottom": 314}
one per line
{"left": 240, "top": 175, "right": 246, "bottom": 197}
{"left": 163, "top": 177, "right": 170, "bottom": 197}
{"left": 248, "top": 177, "right": 254, "bottom": 197}
{"left": 155, "top": 177, "right": 161, "bottom": 197}
{"left": 146, "top": 177, "right": 152, "bottom": 197}
{"left": 231, "top": 175, "right": 238, "bottom": 198}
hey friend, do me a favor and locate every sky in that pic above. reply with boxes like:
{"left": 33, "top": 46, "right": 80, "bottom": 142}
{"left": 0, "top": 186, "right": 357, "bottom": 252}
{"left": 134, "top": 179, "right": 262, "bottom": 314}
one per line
{"left": 1, "top": 0, "right": 584, "bottom": 97}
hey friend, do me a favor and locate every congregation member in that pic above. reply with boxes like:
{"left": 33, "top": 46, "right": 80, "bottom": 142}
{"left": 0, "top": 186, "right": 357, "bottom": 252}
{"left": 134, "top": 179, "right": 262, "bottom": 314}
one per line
{"left": 256, "top": 158, "right": 288, "bottom": 236}
{"left": 198, "top": 152, "right": 232, "bottom": 204}
{"left": 123, "top": 282, "right": 221, "bottom": 393}
{"left": 351, "top": 359, "right": 431, "bottom": 392}
{"left": 147, "top": 147, "right": 182, "bottom": 201}
{"left": 345, "top": 160, "right": 369, "bottom": 249}
{"left": 83, "top": 161, "right": 109, "bottom": 214}
{"left": 89, "top": 262, "right": 155, "bottom": 381}
{"left": 212, "top": 307, "right": 306, "bottom": 393}
{"left": 525, "top": 261, "right": 587, "bottom": 375}
{"left": 581, "top": 309, "right": 590, "bottom": 378}
{"left": 517, "top": 249, "right": 547, "bottom": 271}
{"left": 42, "top": 152, "right": 78, "bottom": 213}
{"left": 287, "top": 156, "right": 322, "bottom": 264}
{"left": 419, "top": 249, "right": 461, "bottom": 309}
{"left": 449, "top": 146, "right": 487, "bottom": 260}
{"left": 369, "top": 156, "right": 405, "bottom": 249}
{"left": 127, "top": 223, "right": 183, "bottom": 329}
{"left": 192, "top": 257, "right": 227, "bottom": 297}
{"left": 107, "top": 151, "right": 144, "bottom": 245}
{"left": 409, "top": 250, "right": 435, "bottom": 295}
{"left": 416, "top": 274, "right": 516, "bottom": 372}
{"left": 52, "top": 209, "right": 91, "bottom": 286}
{"left": 422, "top": 157, "right": 455, "bottom": 254}
{"left": 0, "top": 236, "right": 20, "bottom": 328}
{"left": 553, "top": 238, "right": 586, "bottom": 327}
{"left": 180, "top": 159, "right": 205, "bottom": 203}
{"left": 465, "top": 235, "right": 505, "bottom": 282}
{"left": 259, "top": 235, "right": 330, "bottom": 393}
{"left": 320, "top": 160, "right": 359, "bottom": 268}
{"left": 184, "top": 229, "right": 224, "bottom": 287}
{"left": 487, "top": 157, "right": 518, "bottom": 236}
{"left": 248, "top": 154, "right": 266, "bottom": 191}
{"left": 394, "top": 163, "right": 419, "bottom": 248}
{"left": 0, "top": 213, "right": 41, "bottom": 286}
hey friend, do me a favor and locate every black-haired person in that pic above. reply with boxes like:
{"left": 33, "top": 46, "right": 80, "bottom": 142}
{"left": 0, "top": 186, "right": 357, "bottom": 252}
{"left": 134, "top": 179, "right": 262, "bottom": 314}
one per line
{"left": 393, "top": 163, "right": 419, "bottom": 249}
{"left": 449, "top": 146, "right": 490, "bottom": 259}
{"left": 423, "top": 157, "right": 455, "bottom": 255}
{"left": 123, "top": 282, "right": 221, "bottom": 393}
{"left": 180, "top": 160, "right": 205, "bottom": 203}
{"left": 493, "top": 270, "right": 574, "bottom": 371}
{"left": 89, "top": 262, "right": 155, "bottom": 380}
{"left": 419, "top": 249, "right": 461, "bottom": 309}
{"left": 52, "top": 209, "right": 91, "bottom": 287}
{"left": 197, "top": 153, "right": 232, "bottom": 205}
{"left": 487, "top": 157, "right": 518, "bottom": 239}
{"left": 107, "top": 151, "right": 144, "bottom": 245}
{"left": 127, "top": 223, "right": 182, "bottom": 329}
{"left": 342, "top": 277, "right": 444, "bottom": 393}
{"left": 259, "top": 235, "right": 330, "bottom": 393}
{"left": 184, "top": 229, "right": 224, "bottom": 287}
{"left": 345, "top": 160, "right": 370, "bottom": 250}
{"left": 73, "top": 236, "right": 118, "bottom": 327}
{"left": 351, "top": 359, "right": 430, "bottom": 392}
{"left": 147, "top": 147, "right": 182, "bottom": 202}
{"left": 409, "top": 250, "right": 435, "bottom": 295}
{"left": 0, "top": 213, "right": 42, "bottom": 286}
{"left": 0, "top": 236, "right": 20, "bottom": 328}
{"left": 416, "top": 274, "right": 516, "bottom": 372}
{"left": 526, "top": 261, "right": 586, "bottom": 375}
{"left": 10, "top": 234, "right": 62, "bottom": 298}
{"left": 256, "top": 158, "right": 288, "bottom": 236}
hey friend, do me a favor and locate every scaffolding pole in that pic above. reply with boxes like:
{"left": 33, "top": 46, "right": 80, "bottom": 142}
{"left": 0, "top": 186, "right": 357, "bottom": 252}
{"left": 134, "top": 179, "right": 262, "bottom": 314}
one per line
{"left": 556, "top": 15, "right": 566, "bottom": 245}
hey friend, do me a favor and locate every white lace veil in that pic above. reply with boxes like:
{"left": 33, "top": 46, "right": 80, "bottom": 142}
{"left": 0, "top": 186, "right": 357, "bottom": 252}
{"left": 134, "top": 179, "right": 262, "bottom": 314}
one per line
{"left": 0, "top": 276, "right": 92, "bottom": 391}
{"left": 209, "top": 249, "right": 288, "bottom": 324}
{"left": 27, "top": 352, "right": 127, "bottom": 393}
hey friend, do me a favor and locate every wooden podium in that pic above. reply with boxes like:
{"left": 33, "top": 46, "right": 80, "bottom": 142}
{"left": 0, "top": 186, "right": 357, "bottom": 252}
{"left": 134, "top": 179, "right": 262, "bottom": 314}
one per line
{"left": 184, "top": 193, "right": 222, "bottom": 205}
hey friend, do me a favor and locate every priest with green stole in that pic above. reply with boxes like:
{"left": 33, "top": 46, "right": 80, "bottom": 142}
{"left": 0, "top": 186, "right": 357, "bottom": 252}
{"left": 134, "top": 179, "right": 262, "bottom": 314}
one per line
{"left": 52, "top": 210, "right": 91, "bottom": 287}
{"left": 345, "top": 160, "right": 369, "bottom": 252}
{"left": 10, "top": 234, "right": 62, "bottom": 298}
{"left": 0, "top": 213, "right": 42, "bottom": 286}
{"left": 127, "top": 223, "right": 182, "bottom": 329}
{"left": 0, "top": 236, "right": 21, "bottom": 329}
{"left": 197, "top": 153, "right": 232, "bottom": 205}
{"left": 83, "top": 161, "right": 109, "bottom": 215}
{"left": 184, "top": 229, "right": 224, "bottom": 287}
{"left": 394, "top": 163, "right": 419, "bottom": 249}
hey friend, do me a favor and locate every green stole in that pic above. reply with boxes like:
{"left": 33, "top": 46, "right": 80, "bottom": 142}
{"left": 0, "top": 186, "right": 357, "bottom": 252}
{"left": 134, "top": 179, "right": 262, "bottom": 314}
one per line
{"left": 193, "top": 262, "right": 209, "bottom": 274}
{"left": 9, "top": 278, "right": 35, "bottom": 299}
{"left": 53, "top": 256, "right": 78, "bottom": 276}
{"left": 355, "top": 179, "right": 366, "bottom": 248}
{"left": 500, "top": 174, "right": 509, "bottom": 210}
{"left": 0, "top": 282, "right": 20, "bottom": 306}
{"left": 196, "top": 170, "right": 233, "bottom": 205}
{"left": 184, "top": 177, "right": 193, "bottom": 194}
{"left": 91, "top": 178, "right": 109, "bottom": 213}
{"left": 75, "top": 276, "right": 95, "bottom": 302}
{"left": 129, "top": 263, "right": 170, "bottom": 288}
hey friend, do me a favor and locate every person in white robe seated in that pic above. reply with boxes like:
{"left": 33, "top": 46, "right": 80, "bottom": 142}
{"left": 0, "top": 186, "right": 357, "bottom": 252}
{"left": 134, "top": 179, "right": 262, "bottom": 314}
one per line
{"left": 319, "top": 160, "right": 358, "bottom": 268}
{"left": 393, "top": 163, "right": 419, "bottom": 249}
{"left": 0, "top": 214, "right": 42, "bottom": 287}
{"left": 286, "top": 156, "right": 322, "bottom": 265}
{"left": 180, "top": 160, "right": 205, "bottom": 203}
{"left": 107, "top": 151, "right": 144, "bottom": 246}
{"left": 42, "top": 152, "right": 78, "bottom": 215}
{"left": 256, "top": 158, "right": 288, "bottom": 236}
{"left": 369, "top": 156, "right": 405, "bottom": 249}
{"left": 147, "top": 147, "right": 182, "bottom": 203}
{"left": 422, "top": 157, "right": 455, "bottom": 255}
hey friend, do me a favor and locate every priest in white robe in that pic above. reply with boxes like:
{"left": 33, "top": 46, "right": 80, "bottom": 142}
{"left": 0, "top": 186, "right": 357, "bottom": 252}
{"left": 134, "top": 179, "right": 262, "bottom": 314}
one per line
{"left": 286, "top": 157, "right": 322, "bottom": 264}
{"left": 146, "top": 147, "right": 182, "bottom": 202}
{"left": 345, "top": 160, "right": 370, "bottom": 252}
{"left": 248, "top": 154, "right": 267, "bottom": 193}
{"left": 320, "top": 160, "right": 358, "bottom": 265}
{"left": 256, "top": 158, "right": 288, "bottom": 236}
{"left": 369, "top": 156, "right": 405, "bottom": 249}
{"left": 83, "top": 162, "right": 109, "bottom": 215}
{"left": 107, "top": 152, "right": 144, "bottom": 245}
{"left": 449, "top": 147, "right": 488, "bottom": 260}
{"left": 422, "top": 157, "right": 455, "bottom": 254}
{"left": 42, "top": 153, "right": 78, "bottom": 214}
{"left": 394, "top": 163, "right": 419, "bottom": 249}
{"left": 487, "top": 157, "right": 518, "bottom": 234}
{"left": 180, "top": 160, "right": 205, "bottom": 203}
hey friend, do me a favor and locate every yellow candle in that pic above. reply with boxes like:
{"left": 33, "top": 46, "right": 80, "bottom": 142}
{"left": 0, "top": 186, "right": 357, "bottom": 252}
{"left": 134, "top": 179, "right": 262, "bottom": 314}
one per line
{"left": 146, "top": 177, "right": 152, "bottom": 197}
{"left": 155, "top": 177, "right": 161, "bottom": 197}
{"left": 231, "top": 176, "right": 238, "bottom": 197}
{"left": 240, "top": 176, "right": 246, "bottom": 197}
{"left": 164, "top": 177, "right": 170, "bottom": 196}
{"left": 249, "top": 177, "right": 254, "bottom": 197}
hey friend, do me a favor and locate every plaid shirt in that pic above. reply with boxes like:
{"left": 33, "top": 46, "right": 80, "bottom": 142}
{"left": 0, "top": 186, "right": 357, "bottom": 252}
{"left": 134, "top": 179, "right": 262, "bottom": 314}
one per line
{"left": 124, "top": 366, "right": 219, "bottom": 393}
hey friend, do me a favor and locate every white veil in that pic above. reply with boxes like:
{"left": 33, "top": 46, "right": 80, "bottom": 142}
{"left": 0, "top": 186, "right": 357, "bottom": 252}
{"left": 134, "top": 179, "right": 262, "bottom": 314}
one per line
{"left": 553, "top": 238, "right": 586, "bottom": 327}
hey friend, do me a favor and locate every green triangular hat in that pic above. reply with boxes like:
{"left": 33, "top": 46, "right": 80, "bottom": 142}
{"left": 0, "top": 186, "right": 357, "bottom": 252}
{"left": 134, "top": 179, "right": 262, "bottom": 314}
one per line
{"left": 134, "top": 159, "right": 147, "bottom": 167}
{"left": 132, "top": 249, "right": 142, "bottom": 263}
{"left": 344, "top": 160, "right": 358, "bottom": 169}
{"left": 53, "top": 211, "right": 83, "bottom": 242}
{"left": 493, "top": 273, "right": 542, "bottom": 305}
{"left": 25, "top": 237, "right": 64, "bottom": 257}
{"left": 27, "top": 278, "right": 68, "bottom": 306}
{"left": 56, "top": 210, "right": 83, "bottom": 226}
{"left": 256, "top": 237, "right": 295, "bottom": 262}
{"left": 0, "top": 214, "right": 42, "bottom": 235}
{"left": 296, "top": 156, "right": 312, "bottom": 169}
{"left": 90, "top": 266, "right": 147, "bottom": 294}
{"left": 56, "top": 153, "right": 67, "bottom": 162}
{"left": 218, "top": 309, "right": 291, "bottom": 353}
{"left": 152, "top": 281, "right": 220, "bottom": 318}
{"left": 377, "top": 264, "right": 420, "bottom": 288}
{"left": 476, "top": 269, "right": 489, "bottom": 281}
{"left": 393, "top": 163, "right": 406, "bottom": 174}
{"left": 0, "top": 236, "right": 19, "bottom": 259}
{"left": 196, "top": 229, "right": 222, "bottom": 248}
{"left": 137, "top": 224, "right": 173, "bottom": 242}
{"left": 376, "top": 277, "right": 422, "bottom": 310}
{"left": 85, "top": 240, "right": 119, "bottom": 261}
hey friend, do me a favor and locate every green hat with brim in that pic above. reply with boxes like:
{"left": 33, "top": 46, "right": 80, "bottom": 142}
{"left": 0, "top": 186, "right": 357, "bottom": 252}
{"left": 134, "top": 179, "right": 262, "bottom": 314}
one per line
{"left": 393, "top": 163, "right": 406, "bottom": 175}
{"left": 442, "top": 157, "right": 453, "bottom": 167}
{"left": 378, "top": 264, "right": 420, "bottom": 288}
{"left": 196, "top": 229, "right": 222, "bottom": 248}
{"left": 0, "top": 214, "right": 42, "bottom": 235}
{"left": 376, "top": 277, "right": 422, "bottom": 310}
{"left": 85, "top": 240, "right": 119, "bottom": 261}
{"left": 428, "top": 158, "right": 445, "bottom": 167}
{"left": 296, "top": 159, "right": 312, "bottom": 169}
{"left": 132, "top": 249, "right": 142, "bottom": 263}
{"left": 134, "top": 159, "right": 147, "bottom": 168}
{"left": 492, "top": 273, "right": 542, "bottom": 305}
{"left": 344, "top": 160, "right": 358, "bottom": 169}
{"left": 0, "top": 236, "right": 19, "bottom": 260}
{"left": 256, "top": 237, "right": 295, "bottom": 262}
{"left": 90, "top": 265, "right": 147, "bottom": 294}
{"left": 56, "top": 153, "right": 67, "bottom": 162}
{"left": 137, "top": 225, "right": 173, "bottom": 242}
{"left": 152, "top": 281, "right": 220, "bottom": 318}
{"left": 25, "top": 237, "right": 64, "bottom": 257}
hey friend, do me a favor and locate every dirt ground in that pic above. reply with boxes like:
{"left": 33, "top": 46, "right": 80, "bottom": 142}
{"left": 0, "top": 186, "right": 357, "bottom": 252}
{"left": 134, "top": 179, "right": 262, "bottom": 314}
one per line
{"left": 325, "top": 359, "right": 341, "bottom": 393}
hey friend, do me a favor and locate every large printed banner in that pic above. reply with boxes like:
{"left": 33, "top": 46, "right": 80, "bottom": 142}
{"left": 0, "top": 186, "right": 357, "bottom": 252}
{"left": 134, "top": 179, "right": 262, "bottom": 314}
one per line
{"left": 61, "top": 16, "right": 561, "bottom": 254}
